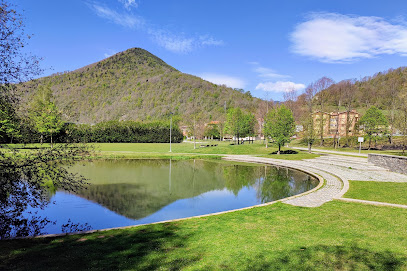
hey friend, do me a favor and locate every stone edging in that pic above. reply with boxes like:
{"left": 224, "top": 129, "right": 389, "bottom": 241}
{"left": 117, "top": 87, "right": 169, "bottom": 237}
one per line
{"left": 338, "top": 197, "right": 407, "bottom": 209}
{"left": 368, "top": 153, "right": 407, "bottom": 175}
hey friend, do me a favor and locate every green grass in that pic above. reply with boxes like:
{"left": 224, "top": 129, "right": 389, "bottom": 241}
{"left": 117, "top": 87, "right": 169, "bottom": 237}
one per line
{"left": 345, "top": 181, "right": 407, "bottom": 205}
{"left": 7, "top": 142, "right": 321, "bottom": 160}
{"left": 260, "top": 151, "right": 320, "bottom": 160}
{"left": 2, "top": 201, "right": 407, "bottom": 270}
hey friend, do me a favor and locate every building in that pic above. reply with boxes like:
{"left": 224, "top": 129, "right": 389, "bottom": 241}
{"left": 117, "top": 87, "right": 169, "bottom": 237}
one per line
{"left": 312, "top": 110, "right": 359, "bottom": 137}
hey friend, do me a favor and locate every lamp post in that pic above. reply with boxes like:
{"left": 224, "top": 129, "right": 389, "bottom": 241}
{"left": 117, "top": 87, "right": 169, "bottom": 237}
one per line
{"left": 169, "top": 113, "right": 173, "bottom": 153}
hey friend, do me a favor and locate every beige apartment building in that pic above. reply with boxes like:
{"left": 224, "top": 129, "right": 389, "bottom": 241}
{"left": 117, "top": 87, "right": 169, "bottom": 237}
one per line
{"left": 312, "top": 110, "right": 359, "bottom": 137}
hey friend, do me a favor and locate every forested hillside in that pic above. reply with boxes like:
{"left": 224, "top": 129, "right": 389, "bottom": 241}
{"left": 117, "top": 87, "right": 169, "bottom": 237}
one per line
{"left": 321, "top": 67, "right": 407, "bottom": 111}
{"left": 18, "top": 48, "right": 258, "bottom": 124}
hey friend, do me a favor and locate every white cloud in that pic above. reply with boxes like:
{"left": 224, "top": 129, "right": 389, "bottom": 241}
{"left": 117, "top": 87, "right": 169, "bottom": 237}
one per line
{"left": 199, "top": 35, "right": 225, "bottom": 46}
{"left": 254, "top": 67, "right": 289, "bottom": 79}
{"left": 148, "top": 31, "right": 223, "bottom": 53}
{"left": 249, "top": 62, "right": 288, "bottom": 79}
{"left": 118, "top": 0, "right": 138, "bottom": 10}
{"left": 91, "top": 3, "right": 145, "bottom": 28}
{"left": 199, "top": 73, "right": 246, "bottom": 89}
{"left": 255, "top": 81, "right": 305, "bottom": 93}
{"left": 89, "top": 2, "right": 223, "bottom": 53}
{"left": 291, "top": 12, "right": 407, "bottom": 63}
{"left": 104, "top": 49, "right": 118, "bottom": 58}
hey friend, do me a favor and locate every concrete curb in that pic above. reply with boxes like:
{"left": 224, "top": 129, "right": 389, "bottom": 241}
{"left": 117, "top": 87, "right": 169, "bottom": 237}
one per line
{"left": 338, "top": 198, "right": 407, "bottom": 209}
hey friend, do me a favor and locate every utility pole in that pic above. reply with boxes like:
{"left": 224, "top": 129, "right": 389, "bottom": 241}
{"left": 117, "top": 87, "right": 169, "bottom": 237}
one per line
{"left": 193, "top": 117, "right": 196, "bottom": 149}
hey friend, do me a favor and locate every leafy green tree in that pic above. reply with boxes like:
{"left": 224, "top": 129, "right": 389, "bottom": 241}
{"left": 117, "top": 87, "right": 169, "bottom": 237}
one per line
{"left": 0, "top": 1, "right": 93, "bottom": 239}
{"left": 360, "top": 106, "right": 388, "bottom": 149}
{"left": 204, "top": 123, "right": 220, "bottom": 139}
{"left": 224, "top": 108, "right": 255, "bottom": 145}
{"left": 264, "top": 105, "right": 295, "bottom": 154}
{"left": 33, "top": 102, "right": 64, "bottom": 148}
{"left": 30, "top": 85, "right": 64, "bottom": 148}
{"left": 0, "top": 97, "right": 20, "bottom": 143}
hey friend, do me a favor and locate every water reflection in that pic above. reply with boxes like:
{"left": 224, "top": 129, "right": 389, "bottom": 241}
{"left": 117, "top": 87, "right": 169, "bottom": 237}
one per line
{"left": 0, "top": 145, "right": 93, "bottom": 239}
{"left": 1, "top": 159, "right": 318, "bottom": 238}
{"left": 73, "top": 160, "right": 317, "bottom": 220}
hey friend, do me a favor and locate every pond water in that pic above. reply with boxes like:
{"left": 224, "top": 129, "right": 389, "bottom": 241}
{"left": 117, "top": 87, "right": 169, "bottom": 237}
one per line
{"left": 7, "top": 159, "right": 318, "bottom": 237}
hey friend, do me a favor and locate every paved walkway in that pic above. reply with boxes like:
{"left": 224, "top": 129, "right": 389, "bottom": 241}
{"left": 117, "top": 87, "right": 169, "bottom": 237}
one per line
{"left": 291, "top": 146, "right": 368, "bottom": 157}
{"left": 223, "top": 154, "right": 407, "bottom": 208}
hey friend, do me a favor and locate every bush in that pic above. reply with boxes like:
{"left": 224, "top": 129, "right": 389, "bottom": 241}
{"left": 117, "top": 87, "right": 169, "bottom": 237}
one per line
{"left": 14, "top": 120, "right": 183, "bottom": 144}
{"left": 65, "top": 120, "right": 183, "bottom": 143}
{"left": 270, "top": 150, "right": 298, "bottom": 154}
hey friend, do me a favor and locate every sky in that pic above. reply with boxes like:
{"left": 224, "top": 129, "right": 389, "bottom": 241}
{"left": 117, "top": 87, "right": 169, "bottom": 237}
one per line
{"left": 14, "top": 0, "right": 407, "bottom": 101}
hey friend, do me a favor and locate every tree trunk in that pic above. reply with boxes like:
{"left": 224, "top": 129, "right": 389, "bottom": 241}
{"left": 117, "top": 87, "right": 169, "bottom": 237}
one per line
{"left": 277, "top": 144, "right": 281, "bottom": 155}
{"left": 308, "top": 142, "right": 312, "bottom": 153}
{"left": 319, "top": 112, "right": 324, "bottom": 146}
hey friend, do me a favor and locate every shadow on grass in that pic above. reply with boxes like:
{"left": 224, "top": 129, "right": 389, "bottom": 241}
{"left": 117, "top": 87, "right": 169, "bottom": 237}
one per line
{"left": 244, "top": 245, "right": 406, "bottom": 271}
{"left": 1, "top": 223, "right": 200, "bottom": 271}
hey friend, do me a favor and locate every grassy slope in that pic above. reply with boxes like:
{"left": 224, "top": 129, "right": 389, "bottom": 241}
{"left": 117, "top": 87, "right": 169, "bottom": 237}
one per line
{"left": 345, "top": 181, "right": 407, "bottom": 205}
{"left": 2, "top": 201, "right": 407, "bottom": 270}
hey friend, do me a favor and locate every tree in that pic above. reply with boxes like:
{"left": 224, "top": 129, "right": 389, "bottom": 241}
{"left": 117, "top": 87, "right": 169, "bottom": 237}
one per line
{"left": 0, "top": 1, "right": 93, "bottom": 238}
{"left": 314, "top": 77, "right": 334, "bottom": 146}
{"left": 302, "top": 83, "right": 317, "bottom": 153}
{"left": 0, "top": 0, "right": 42, "bottom": 144}
{"left": 33, "top": 102, "right": 64, "bottom": 148}
{"left": 264, "top": 105, "right": 295, "bottom": 154}
{"left": 224, "top": 108, "right": 255, "bottom": 145}
{"left": 396, "top": 84, "right": 407, "bottom": 154}
{"left": 0, "top": 1, "right": 42, "bottom": 86}
{"left": 257, "top": 96, "right": 274, "bottom": 148}
{"left": 30, "top": 85, "right": 64, "bottom": 148}
{"left": 0, "top": 96, "right": 20, "bottom": 143}
{"left": 360, "top": 106, "right": 388, "bottom": 149}
{"left": 204, "top": 123, "right": 220, "bottom": 140}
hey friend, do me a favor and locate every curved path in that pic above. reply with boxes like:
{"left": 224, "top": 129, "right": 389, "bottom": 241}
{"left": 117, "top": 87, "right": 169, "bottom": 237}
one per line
{"left": 223, "top": 154, "right": 407, "bottom": 207}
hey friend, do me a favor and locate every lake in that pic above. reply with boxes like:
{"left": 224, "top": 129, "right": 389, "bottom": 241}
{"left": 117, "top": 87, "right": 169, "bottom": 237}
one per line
{"left": 7, "top": 159, "right": 318, "bottom": 237}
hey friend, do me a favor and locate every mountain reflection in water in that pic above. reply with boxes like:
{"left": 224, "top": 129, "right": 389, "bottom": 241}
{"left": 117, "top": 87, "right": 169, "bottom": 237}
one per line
{"left": 2, "top": 159, "right": 318, "bottom": 238}
{"left": 73, "top": 159, "right": 317, "bottom": 219}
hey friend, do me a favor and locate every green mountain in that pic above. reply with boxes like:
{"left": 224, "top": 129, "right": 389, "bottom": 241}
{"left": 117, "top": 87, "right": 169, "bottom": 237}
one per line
{"left": 19, "top": 48, "right": 258, "bottom": 124}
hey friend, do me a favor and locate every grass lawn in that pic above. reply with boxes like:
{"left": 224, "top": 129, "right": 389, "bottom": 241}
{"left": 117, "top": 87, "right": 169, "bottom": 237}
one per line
{"left": 1, "top": 201, "right": 407, "bottom": 270}
{"left": 7, "top": 141, "right": 320, "bottom": 160}
{"left": 345, "top": 181, "right": 407, "bottom": 205}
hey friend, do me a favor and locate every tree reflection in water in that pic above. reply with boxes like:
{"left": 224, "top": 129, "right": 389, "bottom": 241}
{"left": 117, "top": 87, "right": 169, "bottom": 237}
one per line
{"left": 0, "top": 145, "right": 93, "bottom": 239}
{"left": 223, "top": 164, "right": 318, "bottom": 204}
{"left": 1, "top": 158, "right": 318, "bottom": 238}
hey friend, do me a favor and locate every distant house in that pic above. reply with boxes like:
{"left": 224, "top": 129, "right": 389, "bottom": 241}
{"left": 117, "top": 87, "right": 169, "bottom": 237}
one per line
{"left": 180, "top": 125, "right": 189, "bottom": 137}
{"left": 312, "top": 110, "right": 360, "bottom": 137}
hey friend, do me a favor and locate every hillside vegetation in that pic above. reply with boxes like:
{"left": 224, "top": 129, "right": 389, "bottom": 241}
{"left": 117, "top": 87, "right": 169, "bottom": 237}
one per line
{"left": 19, "top": 48, "right": 258, "bottom": 124}
{"left": 321, "top": 67, "right": 407, "bottom": 112}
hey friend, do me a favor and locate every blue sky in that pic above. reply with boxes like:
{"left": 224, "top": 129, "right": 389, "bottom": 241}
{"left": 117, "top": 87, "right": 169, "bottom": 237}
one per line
{"left": 15, "top": 0, "right": 407, "bottom": 100}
